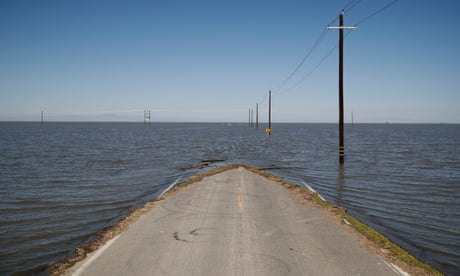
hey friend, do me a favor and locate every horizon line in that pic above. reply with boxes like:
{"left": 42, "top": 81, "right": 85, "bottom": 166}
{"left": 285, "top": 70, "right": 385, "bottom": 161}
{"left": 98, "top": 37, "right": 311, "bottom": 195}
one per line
{"left": 0, "top": 120, "right": 458, "bottom": 125}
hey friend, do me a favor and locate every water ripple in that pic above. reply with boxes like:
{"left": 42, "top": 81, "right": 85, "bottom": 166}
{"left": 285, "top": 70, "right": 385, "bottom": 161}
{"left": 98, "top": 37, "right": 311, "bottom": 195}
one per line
{"left": 0, "top": 122, "right": 459, "bottom": 275}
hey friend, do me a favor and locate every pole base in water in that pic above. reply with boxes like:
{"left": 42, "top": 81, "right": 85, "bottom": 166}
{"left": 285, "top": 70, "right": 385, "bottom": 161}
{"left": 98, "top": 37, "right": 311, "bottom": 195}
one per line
{"left": 339, "top": 146, "right": 344, "bottom": 164}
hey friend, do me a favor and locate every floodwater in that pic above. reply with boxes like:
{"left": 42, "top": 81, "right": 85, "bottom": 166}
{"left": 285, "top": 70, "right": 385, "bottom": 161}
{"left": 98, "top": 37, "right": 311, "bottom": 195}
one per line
{"left": 0, "top": 122, "right": 459, "bottom": 275}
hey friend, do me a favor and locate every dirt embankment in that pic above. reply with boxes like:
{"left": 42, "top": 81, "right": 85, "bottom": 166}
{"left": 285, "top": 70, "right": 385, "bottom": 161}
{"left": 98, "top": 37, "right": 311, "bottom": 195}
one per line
{"left": 51, "top": 164, "right": 441, "bottom": 276}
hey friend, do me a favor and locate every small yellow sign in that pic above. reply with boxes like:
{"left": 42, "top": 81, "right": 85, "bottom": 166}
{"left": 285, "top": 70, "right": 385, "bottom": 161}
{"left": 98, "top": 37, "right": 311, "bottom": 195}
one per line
{"left": 265, "top": 128, "right": 271, "bottom": 135}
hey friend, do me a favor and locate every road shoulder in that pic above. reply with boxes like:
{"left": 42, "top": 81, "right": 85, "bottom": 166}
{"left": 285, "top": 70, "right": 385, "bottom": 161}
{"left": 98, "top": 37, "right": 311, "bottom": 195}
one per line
{"left": 51, "top": 164, "right": 440, "bottom": 276}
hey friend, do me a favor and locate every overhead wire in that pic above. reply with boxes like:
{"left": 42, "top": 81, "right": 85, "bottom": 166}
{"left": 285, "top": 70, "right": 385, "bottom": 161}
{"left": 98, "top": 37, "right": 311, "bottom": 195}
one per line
{"left": 254, "top": 0, "right": 400, "bottom": 116}
{"left": 283, "top": 40, "right": 338, "bottom": 93}
{"left": 271, "top": 27, "right": 330, "bottom": 93}
{"left": 282, "top": 30, "right": 354, "bottom": 93}
{"left": 354, "top": 0, "right": 400, "bottom": 26}
{"left": 274, "top": 0, "right": 400, "bottom": 95}
{"left": 271, "top": 0, "right": 363, "bottom": 95}
{"left": 343, "top": 0, "right": 363, "bottom": 13}
{"left": 326, "top": 0, "right": 362, "bottom": 27}
{"left": 258, "top": 92, "right": 268, "bottom": 106}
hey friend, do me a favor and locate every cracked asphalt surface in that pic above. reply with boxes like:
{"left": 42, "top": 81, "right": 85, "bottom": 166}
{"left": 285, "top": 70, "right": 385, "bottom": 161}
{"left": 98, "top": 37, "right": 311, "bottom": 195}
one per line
{"left": 68, "top": 167, "right": 398, "bottom": 275}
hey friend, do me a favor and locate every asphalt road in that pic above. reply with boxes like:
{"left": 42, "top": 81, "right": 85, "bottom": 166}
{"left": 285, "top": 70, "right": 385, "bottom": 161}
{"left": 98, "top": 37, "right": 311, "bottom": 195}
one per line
{"left": 68, "top": 167, "right": 399, "bottom": 275}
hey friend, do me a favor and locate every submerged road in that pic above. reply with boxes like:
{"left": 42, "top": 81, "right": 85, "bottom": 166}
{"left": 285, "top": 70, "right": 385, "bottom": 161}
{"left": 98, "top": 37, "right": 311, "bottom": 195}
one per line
{"left": 69, "top": 167, "right": 398, "bottom": 275}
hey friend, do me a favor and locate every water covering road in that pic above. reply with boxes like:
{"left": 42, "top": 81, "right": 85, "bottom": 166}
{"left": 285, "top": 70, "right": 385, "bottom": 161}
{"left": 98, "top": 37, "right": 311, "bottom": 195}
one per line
{"left": 1, "top": 122, "right": 458, "bottom": 274}
{"left": 69, "top": 167, "right": 398, "bottom": 276}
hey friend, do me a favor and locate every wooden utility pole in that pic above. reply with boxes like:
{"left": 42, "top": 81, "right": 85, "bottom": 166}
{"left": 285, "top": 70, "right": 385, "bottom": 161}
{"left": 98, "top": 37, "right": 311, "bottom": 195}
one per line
{"left": 327, "top": 12, "right": 356, "bottom": 164}
{"left": 248, "top": 109, "right": 251, "bottom": 127}
{"left": 339, "top": 12, "right": 344, "bottom": 164}
{"left": 256, "top": 103, "right": 259, "bottom": 130}
{"left": 266, "top": 90, "right": 272, "bottom": 135}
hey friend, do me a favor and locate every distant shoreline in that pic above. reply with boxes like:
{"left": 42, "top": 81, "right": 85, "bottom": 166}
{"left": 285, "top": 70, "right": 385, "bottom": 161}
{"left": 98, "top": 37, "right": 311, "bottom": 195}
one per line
{"left": 1, "top": 121, "right": 459, "bottom": 125}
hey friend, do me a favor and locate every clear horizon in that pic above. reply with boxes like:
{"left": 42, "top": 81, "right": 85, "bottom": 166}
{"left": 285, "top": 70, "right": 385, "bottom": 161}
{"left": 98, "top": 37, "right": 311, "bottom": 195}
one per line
{"left": 1, "top": 0, "right": 459, "bottom": 124}
{"left": 2, "top": 119, "right": 458, "bottom": 125}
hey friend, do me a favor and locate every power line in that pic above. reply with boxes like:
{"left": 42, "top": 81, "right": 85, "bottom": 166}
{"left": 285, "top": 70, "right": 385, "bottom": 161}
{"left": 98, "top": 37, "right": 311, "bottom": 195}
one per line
{"left": 283, "top": 41, "right": 337, "bottom": 93}
{"left": 327, "top": 0, "right": 362, "bottom": 29}
{"left": 354, "top": 0, "right": 400, "bottom": 26}
{"left": 259, "top": 93, "right": 268, "bottom": 105}
{"left": 272, "top": 0, "right": 400, "bottom": 95}
{"left": 287, "top": 0, "right": 400, "bottom": 92}
{"left": 270, "top": 0, "right": 365, "bottom": 95}
{"left": 259, "top": 0, "right": 400, "bottom": 109}
{"left": 282, "top": 30, "right": 354, "bottom": 93}
{"left": 343, "top": 0, "right": 363, "bottom": 13}
{"left": 271, "top": 27, "right": 330, "bottom": 93}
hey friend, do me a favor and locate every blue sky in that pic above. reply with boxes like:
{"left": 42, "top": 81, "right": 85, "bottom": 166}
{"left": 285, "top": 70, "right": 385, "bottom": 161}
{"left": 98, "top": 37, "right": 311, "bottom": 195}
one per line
{"left": 0, "top": 0, "right": 459, "bottom": 123}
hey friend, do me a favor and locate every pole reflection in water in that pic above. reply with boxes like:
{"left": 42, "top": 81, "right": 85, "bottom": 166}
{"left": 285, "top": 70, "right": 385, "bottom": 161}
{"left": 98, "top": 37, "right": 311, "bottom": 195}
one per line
{"left": 336, "top": 163, "right": 345, "bottom": 206}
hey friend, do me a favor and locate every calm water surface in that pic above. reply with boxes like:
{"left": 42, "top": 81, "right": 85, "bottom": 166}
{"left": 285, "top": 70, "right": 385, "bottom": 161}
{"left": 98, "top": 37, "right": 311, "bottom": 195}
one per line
{"left": 0, "top": 122, "right": 459, "bottom": 275}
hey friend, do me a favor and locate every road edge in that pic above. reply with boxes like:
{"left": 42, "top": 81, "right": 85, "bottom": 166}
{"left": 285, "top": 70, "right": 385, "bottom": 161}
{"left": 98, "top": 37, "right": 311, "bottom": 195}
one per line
{"left": 50, "top": 163, "right": 442, "bottom": 276}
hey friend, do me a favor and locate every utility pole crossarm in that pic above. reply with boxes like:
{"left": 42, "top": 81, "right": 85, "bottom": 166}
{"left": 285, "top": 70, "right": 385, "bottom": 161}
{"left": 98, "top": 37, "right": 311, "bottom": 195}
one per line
{"left": 326, "top": 26, "right": 357, "bottom": 29}
{"left": 327, "top": 11, "right": 356, "bottom": 164}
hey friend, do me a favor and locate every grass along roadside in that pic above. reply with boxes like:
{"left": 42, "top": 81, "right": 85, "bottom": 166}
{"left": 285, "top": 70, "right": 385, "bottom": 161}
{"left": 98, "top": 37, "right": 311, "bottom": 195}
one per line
{"left": 52, "top": 163, "right": 442, "bottom": 276}
{"left": 243, "top": 164, "right": 442, "bottom": 276}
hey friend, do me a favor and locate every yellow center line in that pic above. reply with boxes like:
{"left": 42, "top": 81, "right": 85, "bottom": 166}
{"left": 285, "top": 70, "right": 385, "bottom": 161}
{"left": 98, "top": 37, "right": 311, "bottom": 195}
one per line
{"left": 237, "top": 187, "right": 243, "bottom": 208}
